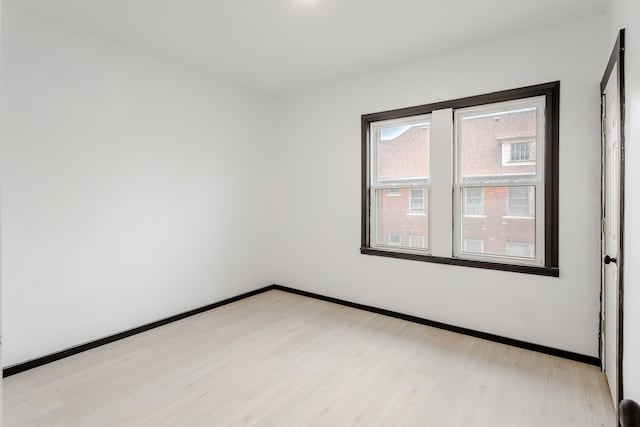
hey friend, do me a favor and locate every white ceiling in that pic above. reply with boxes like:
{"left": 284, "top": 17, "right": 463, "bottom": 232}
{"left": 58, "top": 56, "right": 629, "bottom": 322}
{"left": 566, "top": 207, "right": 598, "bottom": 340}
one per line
{"left": 6, "top": 0, "right": 605, "bottom": 95}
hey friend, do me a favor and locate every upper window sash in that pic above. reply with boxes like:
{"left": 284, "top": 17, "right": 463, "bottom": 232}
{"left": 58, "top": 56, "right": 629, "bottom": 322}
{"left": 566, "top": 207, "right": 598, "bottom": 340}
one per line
{"left": 369, "top": 114, "right": 432, "bottom": 187}
{"left": 454, "top": 96, "right": 546, "bottom": 187}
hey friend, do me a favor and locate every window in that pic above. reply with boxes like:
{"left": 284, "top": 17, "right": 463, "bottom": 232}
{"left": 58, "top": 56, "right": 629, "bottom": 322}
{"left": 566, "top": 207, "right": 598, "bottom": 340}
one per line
{"left": 409, "top": 189, "right": 425, "bottom": 213}
{"left": 463, "top": 239, "right": 484, "bottom": 254}
{"left": 500, "top": 137, "right": 536, "bottom": 166}
{"left": 507, "top": 187, "right": 534, "bottom": 217}
{"left": 463, "top": 187, "right": 483, "bottom": 215}
{"left": 361, "top": 82, "right": 559, "bottom": 276}
{"left": 511, "top": 142, "right": 530, "bottom": 161}
{"left": 506, "top": 242, "right": 535, "bottom": 258}
{"left": 409, "top": 235, "right": 426, "bottom": 249}
{"left": 388, "top": 234, "right": 401, "bottom": 246}
{"left": 368, "top": 115, "right": 430, "bottom": 252}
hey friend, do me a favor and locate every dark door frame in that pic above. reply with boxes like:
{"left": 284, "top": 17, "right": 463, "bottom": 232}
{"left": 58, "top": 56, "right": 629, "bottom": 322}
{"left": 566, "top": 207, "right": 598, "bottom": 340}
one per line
{"left": 600, "top": 28, "right": 625, "bottom": 406}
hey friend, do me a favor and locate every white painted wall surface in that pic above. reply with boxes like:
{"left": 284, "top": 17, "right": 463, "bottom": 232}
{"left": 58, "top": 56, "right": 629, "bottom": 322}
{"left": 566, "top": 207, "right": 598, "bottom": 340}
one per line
{"left": 0, "top": 8, "right": 273, "bottom": 366}
{"left": 0, "top": 0, "right": 4, "bottom": 414}
{"left": 270, "top": 16, "right": 607, "bottom": 357}
{"left": 607, "top": 0, "right": 640, "bottom": 403}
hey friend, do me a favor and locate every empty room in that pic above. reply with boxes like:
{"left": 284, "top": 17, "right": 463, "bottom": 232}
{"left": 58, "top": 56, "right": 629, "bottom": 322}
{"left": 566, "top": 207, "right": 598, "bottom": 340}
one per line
{"left": 1, "top": 0, "right": 639, "bottom": 426}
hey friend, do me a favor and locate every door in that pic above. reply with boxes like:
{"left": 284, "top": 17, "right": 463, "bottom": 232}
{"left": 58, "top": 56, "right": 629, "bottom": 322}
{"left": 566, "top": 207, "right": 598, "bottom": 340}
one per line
{"left": 600, "top": 29, "right": 625, "bottom": 409}
{"left": 602, "top": 67, "right": 620, "bottom": 405}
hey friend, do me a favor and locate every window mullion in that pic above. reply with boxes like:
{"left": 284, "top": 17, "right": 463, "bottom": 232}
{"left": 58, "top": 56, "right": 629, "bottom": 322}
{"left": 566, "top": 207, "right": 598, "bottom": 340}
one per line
{"left": 429, "top": 108, "right": 454, "bottom": 258}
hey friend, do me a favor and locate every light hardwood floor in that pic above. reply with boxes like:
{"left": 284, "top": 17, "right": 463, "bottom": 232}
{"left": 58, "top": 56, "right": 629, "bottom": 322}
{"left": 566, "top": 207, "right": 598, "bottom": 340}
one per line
{"left": 4, "top": 290, "right": 615, "bottom": 426}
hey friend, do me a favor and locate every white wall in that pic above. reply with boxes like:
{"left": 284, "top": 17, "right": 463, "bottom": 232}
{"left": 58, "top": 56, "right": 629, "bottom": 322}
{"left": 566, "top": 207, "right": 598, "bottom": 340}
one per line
{"left": 0, "top": 8, "right": 273, "bottom": 366}
{"left": 1, "top": 0, "right": 4, "bottom": 416}
{"left": 270, "top": 16, "right": 607, "bottom": 357}
{"left": 607, "top": 0, "right": 640, "bottom": 403}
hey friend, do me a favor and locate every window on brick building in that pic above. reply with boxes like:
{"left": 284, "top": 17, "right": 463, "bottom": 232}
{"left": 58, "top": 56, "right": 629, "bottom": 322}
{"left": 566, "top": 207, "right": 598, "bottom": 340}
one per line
{"left": 506, "top": 187, "right": 534, "bottom": 217}
{"left": 463, "top": 239, "right": 484, "bottom": 254}
{"left": 506, "top": 242, "right": 535, "bottom": 258}
{"left": 409, "top": 235, "right": 427, "bottom": 249}
{"left": 511, "top": 142, "right": 531, "bottom": 161}
{"left": 500, "top": 137, "right": 536, "bottom": 166}
{"left": 361, "top": 82, "right": 559, "bottom": 276}
{"left": 463, "top": 187, "right": 484, "bottom": 215}
{"left": 388, "top": 234, "right": 401, "bottom": 246}
{"left": 409, "top": 189, "right": 425, "bottom": 213}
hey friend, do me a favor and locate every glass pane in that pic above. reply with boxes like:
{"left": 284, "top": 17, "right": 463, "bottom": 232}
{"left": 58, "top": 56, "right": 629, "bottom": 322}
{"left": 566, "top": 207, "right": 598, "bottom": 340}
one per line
{"left": 376, "top": 122, "right": 430, "bottom": 184}
{"left": 375, "top": 188, "right": 429, "bottom": 250}
{"left": 460, "top": 186, "right": 535, "bottom": 258}
{"left": 458, "top": 105, "right": 538, "bottom": 184}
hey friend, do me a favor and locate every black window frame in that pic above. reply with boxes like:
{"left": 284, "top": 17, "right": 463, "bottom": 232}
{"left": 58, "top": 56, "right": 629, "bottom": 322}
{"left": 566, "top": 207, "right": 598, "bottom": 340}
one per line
{"left": 360, "top": 81, "right": 560, "bottom": 277}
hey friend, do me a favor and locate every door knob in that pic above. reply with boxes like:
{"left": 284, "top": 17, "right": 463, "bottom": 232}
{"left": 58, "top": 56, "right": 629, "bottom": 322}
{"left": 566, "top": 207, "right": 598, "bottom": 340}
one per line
{"left": 604, "top": 255, "right": 617, "bottom": 265}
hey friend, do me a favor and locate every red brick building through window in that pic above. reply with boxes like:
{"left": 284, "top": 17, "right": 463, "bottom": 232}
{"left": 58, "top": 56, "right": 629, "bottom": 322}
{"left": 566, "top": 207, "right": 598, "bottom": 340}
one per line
{"left": 375, "top": 108, "right": 537, "bottom": 259}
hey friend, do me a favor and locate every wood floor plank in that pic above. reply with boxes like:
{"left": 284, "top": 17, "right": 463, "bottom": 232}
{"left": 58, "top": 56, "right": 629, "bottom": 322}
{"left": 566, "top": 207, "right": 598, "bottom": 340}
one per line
{"left": 4, "top": 290, "right": 615, "bottom": 426}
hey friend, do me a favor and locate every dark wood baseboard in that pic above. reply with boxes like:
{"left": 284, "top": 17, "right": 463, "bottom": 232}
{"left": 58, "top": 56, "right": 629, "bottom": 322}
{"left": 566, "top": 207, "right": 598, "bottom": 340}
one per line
{"left": 3, "top": 283, "right": 599, "bottom": 377}
{"left": 2, "top": 285, "right": 277, "bottom": 377}
{"left": 272, "top": 285, "right": 601, "bottom": 367}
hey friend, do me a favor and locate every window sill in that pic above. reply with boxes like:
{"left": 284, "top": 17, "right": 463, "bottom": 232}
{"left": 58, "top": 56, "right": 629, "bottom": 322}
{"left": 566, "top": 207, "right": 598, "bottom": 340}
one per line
{"left": 360, "top": 247, "right": 559, "bottom": 277}
{"left": 406, "top": 212, "right": 427, "bottom": 216}
{"left": 463, "top": 214, "right": 486, "bottom": 218}
{"left": 502, "top": 215, "right": 535, "bottom": 220}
